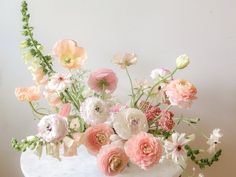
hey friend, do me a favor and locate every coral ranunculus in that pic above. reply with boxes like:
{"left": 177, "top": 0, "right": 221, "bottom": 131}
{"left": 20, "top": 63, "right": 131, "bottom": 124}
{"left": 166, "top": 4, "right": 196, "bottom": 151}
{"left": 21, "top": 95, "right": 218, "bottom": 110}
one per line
{"left": 165, "top": 79, "right": 197, "bottom": 108}
{"left": 88, "top": 68, "right": 118, "bottom": 93}
{"left": 15, "top": 86, "right": 40, "bottom": 102}
{"left": 97, "top": 144, "right": 129, "bottom": 176}
{"left": 124, "top": 132, "right": 162, "bottom": 170}
{"left": 53, "top": 39, "right": 87, "bottom": 69}
{"left": 83, "top": 123, "right": 114, "bottom": 154}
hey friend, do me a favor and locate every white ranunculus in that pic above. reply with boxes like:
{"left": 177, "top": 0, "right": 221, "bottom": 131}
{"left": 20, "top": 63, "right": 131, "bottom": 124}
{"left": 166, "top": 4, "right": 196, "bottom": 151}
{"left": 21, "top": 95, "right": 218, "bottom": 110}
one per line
{"left": 80, "top": 97, "right": 110, "bottom": 125}
{"left": 113, "top": 108, "right": 148, "bottom": 140}
{"left": 37, "top": 114, "right": 68, "bottom": 143}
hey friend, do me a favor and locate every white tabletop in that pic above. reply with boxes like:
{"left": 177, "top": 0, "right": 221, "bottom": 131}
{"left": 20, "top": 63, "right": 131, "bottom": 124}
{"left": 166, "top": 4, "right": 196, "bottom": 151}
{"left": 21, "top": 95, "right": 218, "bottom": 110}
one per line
{"left": 21, "top": 146, "right": 183, "bottom": 177}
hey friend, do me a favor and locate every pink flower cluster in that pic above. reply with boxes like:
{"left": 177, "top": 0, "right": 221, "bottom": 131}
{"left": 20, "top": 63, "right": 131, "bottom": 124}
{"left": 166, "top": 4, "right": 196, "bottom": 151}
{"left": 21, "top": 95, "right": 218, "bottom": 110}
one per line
{"left": 158, "top": 110, "right": 175, "bottom": 132}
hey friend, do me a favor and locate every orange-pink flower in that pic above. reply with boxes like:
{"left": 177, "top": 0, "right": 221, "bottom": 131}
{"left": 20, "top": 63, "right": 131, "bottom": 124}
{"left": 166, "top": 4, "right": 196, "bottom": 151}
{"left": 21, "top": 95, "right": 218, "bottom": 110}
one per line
{"left": 88, "top": 68, "right": 118, "bottom": 93}
{"left": 15, "top": 86, "right": 40, "bottom": 102}
{"left": 53, "top": 39, "right": 87, "bottom": 69}
{"left": 124, "top": 132, "right": 162, "bottom": 170}
{"left": 97, "top": 144, "right": 129, "bottom": 176}
{"left": 165, "top": 79, "right": 197, "bottom": 108}
{"left": 83, "top": 123, "right": 114, "bottom": 154}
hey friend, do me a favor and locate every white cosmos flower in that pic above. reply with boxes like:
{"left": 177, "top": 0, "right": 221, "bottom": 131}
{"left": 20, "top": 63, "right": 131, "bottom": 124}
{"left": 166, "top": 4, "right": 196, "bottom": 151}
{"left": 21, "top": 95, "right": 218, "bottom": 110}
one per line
{"left": 47, "top": 73, "right": 71, "bottom": 92}
{"left": 207, "top": 128, "right": 223, "bottom": 154}
{"left": 150, "top": 68, "right": 171, "bottom": 80}
{"left": 164, "top": 132, "right": 193, "bottom": 167}
{"left": 37, "top": 114, "right": 68, "bottom": 143}
{"left": 198, "top": 173, "right": 204, "bottom": 177}
{"left": 113, "top": 108, "right": 149, "bottom": 140}
{"left": 113, "top": 53, "right": 137, "bottom": 69}
{"left": 80, "top": 97, "right": 110, "bottom": 125}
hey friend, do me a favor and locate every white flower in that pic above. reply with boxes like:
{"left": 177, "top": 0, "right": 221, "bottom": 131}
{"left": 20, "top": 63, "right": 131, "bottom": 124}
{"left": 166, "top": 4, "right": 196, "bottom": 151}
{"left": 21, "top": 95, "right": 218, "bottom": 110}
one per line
{"left": 37, "top": 114, "right": 68, "bottom": 142}
{"left": 80, "top": 97, "right": 110, "bottom": 125}
{"left": 164, "top": 132, "right": 193, "bottom": 167}
{"left": 150, "top": 68, "right": 171, "bottom": 80}
{"left": 113, "top": 108, "right": 149, "bottom": 140}
{"left": 198, "top": 173, "right": 204, "bottom": 177}
{"left": 207, "top": 128, "right": 223, "bottom": 154}
{"left": 113, "top": 53, "right": 137, "bottom": 69}
{"left": 176, "top": 54, "right": 190, "bottom": 69}
{"left": 70, "top": 118, "right": 80, "bottom": 131}
{"left": 47, "top": 73, "right": 71, "bottom": 92}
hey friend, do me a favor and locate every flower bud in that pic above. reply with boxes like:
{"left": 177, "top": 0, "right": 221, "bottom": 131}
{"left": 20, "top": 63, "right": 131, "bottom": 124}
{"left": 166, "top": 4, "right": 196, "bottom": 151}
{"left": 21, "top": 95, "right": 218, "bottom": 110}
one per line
{"left": 176, "top": 54, "right": 190, "bottom": 69}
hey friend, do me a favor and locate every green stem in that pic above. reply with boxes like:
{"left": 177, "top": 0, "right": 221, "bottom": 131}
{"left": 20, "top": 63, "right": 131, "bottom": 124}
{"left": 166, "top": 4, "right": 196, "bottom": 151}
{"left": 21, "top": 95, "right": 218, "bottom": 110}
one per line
{"left": 144, "top": 68, "right": 178, "bottom": 105}
{"left": 65, "top": 89, "right": 80, "bottom": 112}
{"left": 29, "top": 102, "right": 47, "bottom": 116}
{"left": 125, "top": 66, "right": 135, "bottom": 106}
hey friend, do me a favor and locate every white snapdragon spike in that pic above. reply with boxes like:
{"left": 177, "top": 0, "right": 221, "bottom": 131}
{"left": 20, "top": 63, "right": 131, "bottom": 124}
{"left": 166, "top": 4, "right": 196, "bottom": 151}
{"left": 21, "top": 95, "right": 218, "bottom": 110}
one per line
{"left": 113, "top": 53, "right": 137, "bottom": 68}
{"left": 37, "top": 114, "right": 68, "bottom": 143}
{"left": 80, "top": 97, "right": 110, "bottom": 125}
{"left": 164, "top": 132, "right": 193, "bottom": 167}
{"left": 150, "top": 68, "right": 171, "bottom": 80}
{"left": 207, "top": 128, "right": 223, "bottom": 154}
{"left": 47, "top": 73, "right": 72, "bottom": 92}
{"left": 113, "top": 108, "right": 149, "bottom": 140}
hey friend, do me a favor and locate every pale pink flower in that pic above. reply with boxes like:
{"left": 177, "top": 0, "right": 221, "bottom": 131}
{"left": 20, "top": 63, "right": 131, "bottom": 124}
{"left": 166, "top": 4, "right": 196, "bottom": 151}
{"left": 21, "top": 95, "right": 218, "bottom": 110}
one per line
{"left": 59, "top": 103, "right": 71, "bottom": 117}
{"left": 47, "top": 73, "right": 71, "bottom": 92}
{"left": 164, "top": 132, "right": 192, "bottom": 166}
{"left": 158, "top": 110, "right": 175, "bottom": 132}
{"left": 43, "top": 87, "right": 61, "bottom": 107}
{"left": 165, "top": 79, "right": 197, "bottom": 108}
{"left": 37, "top": 114, "right": 68, "bottom": 143}
{"left": 53, "top": 39, "right": 87, "bottom": 69}
{"left": 88, "top": 68, "right": 118, "bottom": 93}
{"left": 124, "top": 132, "right": 162, "bottom": 170}
{"left": 15, "top": 86, "right": 40, "bottom": 102}
{"left": 97, "top": 144, "right": 129, "bottom": 176}
{"left": 83, "top": 123, "right": 114, "bottom": 154}
{"left": 32, "top": 68, "right": 48, "bottom": 85}
{"left": 150, "top": 68, "right": 171, "bottom": 80}
{"left": 113, "top": 53, "right": 137, "bottom": 69}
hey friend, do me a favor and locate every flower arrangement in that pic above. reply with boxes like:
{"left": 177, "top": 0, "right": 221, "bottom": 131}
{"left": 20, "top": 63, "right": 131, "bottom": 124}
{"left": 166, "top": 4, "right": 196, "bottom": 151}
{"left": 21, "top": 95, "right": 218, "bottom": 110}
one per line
{"left": 12, "top": 1, "right": 223, "bottom": 177}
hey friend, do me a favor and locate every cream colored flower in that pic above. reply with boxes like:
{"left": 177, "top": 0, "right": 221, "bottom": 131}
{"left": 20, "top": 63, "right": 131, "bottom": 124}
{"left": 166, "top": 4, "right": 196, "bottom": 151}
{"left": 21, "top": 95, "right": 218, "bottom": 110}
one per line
{"left": 176, "top": 54, "right": 190, "bottom": 69}
{"left": 113, "top": 108, "right": 148, "bottom": 140}
{"left": 207, "top": 129, "right": 223, "bottom": 154}
{"left": 80, "top": 97, "right": 110, "bottom": 125}
{"left": 113, "top": 53, "right": 137, "bottom": 69}
{"left": 47, "top": 73, "right": 71, "bottom": 92}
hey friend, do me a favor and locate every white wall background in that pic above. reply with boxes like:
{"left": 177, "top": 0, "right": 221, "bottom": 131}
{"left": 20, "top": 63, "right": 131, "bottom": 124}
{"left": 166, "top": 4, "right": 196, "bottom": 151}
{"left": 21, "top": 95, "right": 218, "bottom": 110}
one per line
{"left": 1, "top": 0, "right": 236, "bottom": 176}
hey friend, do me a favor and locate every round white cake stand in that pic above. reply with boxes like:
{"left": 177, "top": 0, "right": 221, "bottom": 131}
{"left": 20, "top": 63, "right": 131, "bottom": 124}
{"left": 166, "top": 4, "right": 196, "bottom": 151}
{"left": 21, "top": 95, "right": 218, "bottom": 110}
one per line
{"left": 21, "top": 146, "right": 183, "bottom": 177}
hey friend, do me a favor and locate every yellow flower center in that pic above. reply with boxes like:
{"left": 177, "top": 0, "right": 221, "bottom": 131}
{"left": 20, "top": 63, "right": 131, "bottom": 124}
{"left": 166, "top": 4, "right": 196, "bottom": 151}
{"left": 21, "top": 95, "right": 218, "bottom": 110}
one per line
{"left": 96, "top": 133, "right": 107, "bottom": 145}
{"left": 109, "top": 156, "right": 122, "bottom": 171}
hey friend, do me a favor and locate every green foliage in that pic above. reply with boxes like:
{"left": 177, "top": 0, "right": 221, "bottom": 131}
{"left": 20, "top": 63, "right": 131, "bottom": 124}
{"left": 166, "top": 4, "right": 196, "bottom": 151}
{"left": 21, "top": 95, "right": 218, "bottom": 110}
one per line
{"left": 21, "top": 0, "right": 54, "bottom": 75}
{"left": 11, "top": 136, "right": 42, "bottom": 152}
{"left": 185, "top": 145, "right": 222, "bottom": 169}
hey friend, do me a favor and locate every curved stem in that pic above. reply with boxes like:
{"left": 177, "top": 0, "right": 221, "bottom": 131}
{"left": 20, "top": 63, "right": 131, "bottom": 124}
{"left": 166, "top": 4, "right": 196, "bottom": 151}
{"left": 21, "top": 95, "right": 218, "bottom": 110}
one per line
{"left": 28, "top": 102, "right": 47, "bottom": 116}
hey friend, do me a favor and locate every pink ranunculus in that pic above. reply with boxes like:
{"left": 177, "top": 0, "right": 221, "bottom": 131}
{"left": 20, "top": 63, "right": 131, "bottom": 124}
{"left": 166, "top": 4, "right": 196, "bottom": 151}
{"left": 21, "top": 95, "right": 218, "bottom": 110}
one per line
{"left": 15, "top": 86, "right": 40, "bottom": 102}
{"left": 97, "top": 144, "right": 129, "bottom": 176}
{"left": 83, "top": 123, "right": 114, "bottom": 154}
{"left": 88, "top": 68, "right": 118, "bottom": 93}
{"left": 157, "top": 110, "right": 175, "bottom": 132}
{"left": 53, "top": 39, "right": 87, "bottom": 69}
{"left": 165, "top": 79, "right": 197, "bottom": 108}
{"left": 37, "top": 114, "right": 68, "bottom": 143}
{"left": 124, "top": 132, "right": 162, "bottom": 170}
{"left": 140, "top": 101, "right": 161, "bottom": 122}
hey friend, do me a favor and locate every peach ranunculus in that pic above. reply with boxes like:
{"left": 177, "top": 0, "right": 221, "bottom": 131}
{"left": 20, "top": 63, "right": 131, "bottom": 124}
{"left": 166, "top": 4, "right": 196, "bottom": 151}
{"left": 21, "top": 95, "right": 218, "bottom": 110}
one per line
{"left": 15, "top": 86, "right": 40, "bottom": 102}
{"left": 88, "top": 68, "right": 118, "bottom": 93}
{"left": 53, "top": 39, "right": 87, "bottom": 69}
{"left": 83, "top": 123, "right": 114, "bottom": 154}
{"left": 165, "top": 79, "right": 197, "bottom": 108}
{"left": 97, "top": 144, "right": 129, "bottom": 176}
{"left": 124, "top": 132, "right": 162, "bottom": 170}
